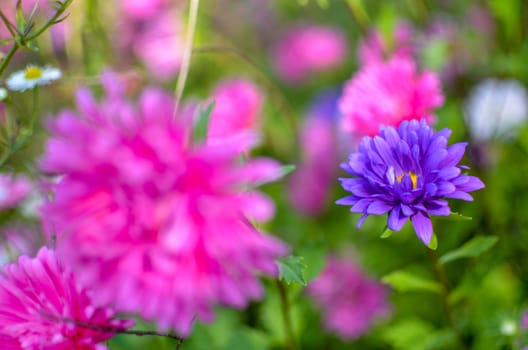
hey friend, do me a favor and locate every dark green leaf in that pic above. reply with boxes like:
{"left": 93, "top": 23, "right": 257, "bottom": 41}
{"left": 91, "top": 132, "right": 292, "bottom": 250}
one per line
{"left": 439, "top": 236, "right": 499, "bottom": 264}
{"left": 276, "top": 256, "right": 307, "bottom": 286}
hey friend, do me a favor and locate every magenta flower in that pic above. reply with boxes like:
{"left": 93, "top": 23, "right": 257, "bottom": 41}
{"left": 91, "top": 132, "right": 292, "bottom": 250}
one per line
{"left": 0, "top": 334, "right": 21, "bottom": 349}
{"left": 337, "top": 120, "right": 485, "bottom": 245}
{"left": 289, "top": 89, "right": 341, "bottom": 215}
{"left": 40, "top": 73, "right": 288, "bottom": 336}
{"left": 121, "top": 0, "right": 167, "bottom": 20}
{"left": 358, "top": 22, "right": 415, "bottom": 66}
{"left": 307, "top": 256, "right": 390, "bottom": 340}
{"left": 0, "top": 247, "right": 133, "bottom": 349}
{"left": 339, "top": 57, "right": 443, "bottom": 139}
{"left": 207, "top": 78, "right": 263, "bottom": 149}
{"left": 273, "top": 25, "right": 347, "bottom": 83}
{"left": 0, "top": 174, "right": 31, "bottom": 211}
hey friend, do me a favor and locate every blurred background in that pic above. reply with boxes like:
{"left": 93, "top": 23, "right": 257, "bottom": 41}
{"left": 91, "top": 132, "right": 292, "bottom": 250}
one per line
{"left": 1, "top": 0, "right": 528, "bottom": 349}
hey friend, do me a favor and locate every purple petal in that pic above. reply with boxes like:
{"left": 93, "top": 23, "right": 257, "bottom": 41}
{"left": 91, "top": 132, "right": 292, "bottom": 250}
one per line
{"left": 438, "top": 167, "right": 461, "bottom": 180}
{"left": 356, "top": 214, "right": 368, "bottom": 229}
{"left": 400, "top": 204, "right": 415, "bottom": 216}
{"left": 335, "top": 195, "right": 358, "bottom": 206}
{"left": 456, "top": 175, "right": 485, "bottom": 192}
{"left": 350, "top": 198, "right": 373, "bottom": 213}
{"left": 388, "top": 207, "right": 408, "bottom": 231}
{"left": 411, "top": 212, "right": 433, "bottom": 245}
{"left": 441, "top": 143, "right": 467, "bottom": 167}
{"left": 445, "top": 191, "right": 474, "bottom": 201}
{"left": 366, "top": 201, "right": 393, "bottom": 215}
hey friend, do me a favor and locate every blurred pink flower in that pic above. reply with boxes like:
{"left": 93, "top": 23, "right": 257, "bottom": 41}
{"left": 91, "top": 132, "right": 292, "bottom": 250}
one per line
{"left": 307, "top": 256, "right": 391, "bottom": 340}
{"left": 339, "top": 57, "right": 443, "bottom": 138}
{"left": 358, "top": 22, "right": 415, "bottom": 65}
{"left": 0, "top": 333, "right": 21, "bottom": 349}
{"left": 132, "top": 10, "right": 184, "bottom": 80}
{"left": 0, "top": 174, "right": 31, "bottom": 211}
{"left": 273, "top": 25, "right": 347, "bottom": 83}
{"left": 207, "top": 78, "right": 263, "bottom": 149}
{"left": 289, "top": 89, "right": 341, "bottom": 215}
{"left": 40, "top": 72, "right": 288, "bottom": 336}
{"left": 0, "top": 247, "right": 133, "bottom": 349}
{"left": 121, "top": 0, "right": 168, "bottom": 20}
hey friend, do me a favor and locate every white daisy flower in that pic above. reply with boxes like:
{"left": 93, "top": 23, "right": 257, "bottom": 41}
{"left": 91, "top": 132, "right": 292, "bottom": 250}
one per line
{"left": 0, "top": 88, "right": 6, "bottom": 101}
{"left": 465, "top": 79, "right": 528, "bottom": 141}
{"left": 5, "top": 65, "right": 61, "bottom": 92}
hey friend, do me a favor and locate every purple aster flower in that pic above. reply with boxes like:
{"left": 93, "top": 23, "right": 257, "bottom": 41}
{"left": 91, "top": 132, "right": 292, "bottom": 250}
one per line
{"left": 337, "top": 119, "right": 485, "bottom": 245}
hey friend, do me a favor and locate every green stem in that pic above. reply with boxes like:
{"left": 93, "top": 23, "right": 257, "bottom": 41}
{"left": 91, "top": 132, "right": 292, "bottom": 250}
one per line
{"left": 0, "top": 45, "right": 18, "bottom": 77}
{"left": 426, "top": 249, "right": 468, "bottom": 349}
{"left": 276, "top": 280, "right": 297, "bottom": 350}
{"left": 173, "top": 0, "right": 200, "bottom": 118}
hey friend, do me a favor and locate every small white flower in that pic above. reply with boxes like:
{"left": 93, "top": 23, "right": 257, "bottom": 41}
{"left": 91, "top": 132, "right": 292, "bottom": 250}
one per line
{"left": 6, "top": 65, "right": 61, "bottom": 92}
{"left": 0, "top": 88, "right": 7, "bottom": 101}
{"left": 465, "top": 79, "right": 528, "bottom": 141}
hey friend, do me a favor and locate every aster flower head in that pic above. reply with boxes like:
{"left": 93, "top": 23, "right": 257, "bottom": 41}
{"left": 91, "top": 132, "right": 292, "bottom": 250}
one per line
{"left": 339, "top": 57, "right": 443, "bottom": 140}
{"left": 337, "top": 119, "right": 485, "bottom": 245}
{"left": 40, "top": 72, "right": 288, "bottom": 335}
{"left": 6, "top": 65, "right": 61, "bottom": 91}
{"left": 0, "top": 247, "right": 133, "bottom": 349}
{"left": 307, "top": 256, "right": 390, "bottom": 340}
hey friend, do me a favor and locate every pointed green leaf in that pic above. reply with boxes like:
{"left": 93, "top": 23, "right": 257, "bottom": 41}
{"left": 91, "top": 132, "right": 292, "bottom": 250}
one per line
{"left": 427, "top": 233, "right": 438, "bottom": 250}
{"left": 279, "top": 164, "right": 296, "bottom": 177}
{"left": 448, "top": 212, "right": 473, "bottom": 221}
{"left": 193, "top": 100, "right": 215, "bottom": 143}
{"left": 276, "top": 256, "right": 307, "bottom": 286}
{"left": 439, "top": 236, "right": 499, "bottom": 264}
{"left": 382, "top": 270, "right": 442, "bottom": 293}
{"left": 380, "top": 226, "right": 394, "bottom": 239}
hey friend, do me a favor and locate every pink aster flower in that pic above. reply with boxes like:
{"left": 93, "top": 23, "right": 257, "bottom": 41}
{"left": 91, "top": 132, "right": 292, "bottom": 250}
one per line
{"left": 339, "top": 57, "right": 443, "bottom": 139}
{"left": 358, "top": 22, "right": 415, "bottom": 65}
{"left": 39, "top": 72, "right": 288, "bottom": 336}
{"left": 0, "top": 174, "right": 31, "bottom": 211}
{"left": 273, "top": 25, "right": 347, "bottom": 83}
{"left": 0, "top": 247, "right": 134, "bottom": 349}
{"left": 0, "top": 333, "right": 21, "bottom": 349}
{"left": 207, "top": 78, "right": 263, "bottom": 149}
{"left": 307, "top": 256, "right": 391, "bottom": 340}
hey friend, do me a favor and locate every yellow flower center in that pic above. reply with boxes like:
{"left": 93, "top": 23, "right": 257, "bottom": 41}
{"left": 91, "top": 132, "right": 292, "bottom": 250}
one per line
{"left": 24, "top": 67, "right": 43, "bottom": 80}
{"left": 396, "top": 171, "right": 418, "bottom": 190}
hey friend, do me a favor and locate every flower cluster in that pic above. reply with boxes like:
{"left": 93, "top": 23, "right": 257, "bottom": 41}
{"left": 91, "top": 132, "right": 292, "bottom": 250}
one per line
{"left": 40, "top": 73, "right": 288, "bottom": 335}
{"left": 337, "top": 119, "right": 484, "bottom": 245}
{"left": 0, "top": 247, "right": 133, "bottom": 349}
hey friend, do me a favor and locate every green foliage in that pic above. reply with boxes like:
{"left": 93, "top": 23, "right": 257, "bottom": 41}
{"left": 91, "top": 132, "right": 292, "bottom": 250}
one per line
{"left": 276, "top": 255, "right": 308, "bottom": 286}
{"left": 439, "top": 236, "right": 499, "bottom": 264}
{"left": 382, "top": 270, "right": 442, "bottom": 293}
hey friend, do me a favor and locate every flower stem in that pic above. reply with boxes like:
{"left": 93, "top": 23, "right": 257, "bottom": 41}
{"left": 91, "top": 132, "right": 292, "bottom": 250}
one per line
{"left": 426, "top": 249, "right": 468, "bottom": 349}
{"left": 173, "top": 0, "right": 200, "bottom": 118}
{"left": 276, "top": 280, "right": 297, "bottom": 350}
{"left": 0, "top": 45, "right": 18, "bottom": 77}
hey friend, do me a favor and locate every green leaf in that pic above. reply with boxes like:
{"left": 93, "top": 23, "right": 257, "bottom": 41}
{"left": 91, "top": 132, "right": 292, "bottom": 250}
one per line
{"left": 426, "top": 233, "right": 438, "bottom": 250}
{"left": 279, "top": 164, "right": 296, "bottom": 177}
{"left": 193, "top": 101, "right": 215, "bottom": 143}
{"left": 382, "top": 270, "right": 442, "bottom": 293}
{"left": 276, "top": 256, "right": 307, "bottom": 286}
{"left": 16, "top": 0, "right": 26, "bottom": 33}
{"left": 447, "top": 212, "right": 473, "bottom": 221}
{"left": 439, "top": 236, "right": 499, "bottom": 265}
{"left": 380, "top": 226, "right": 394, "bottom": 239}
